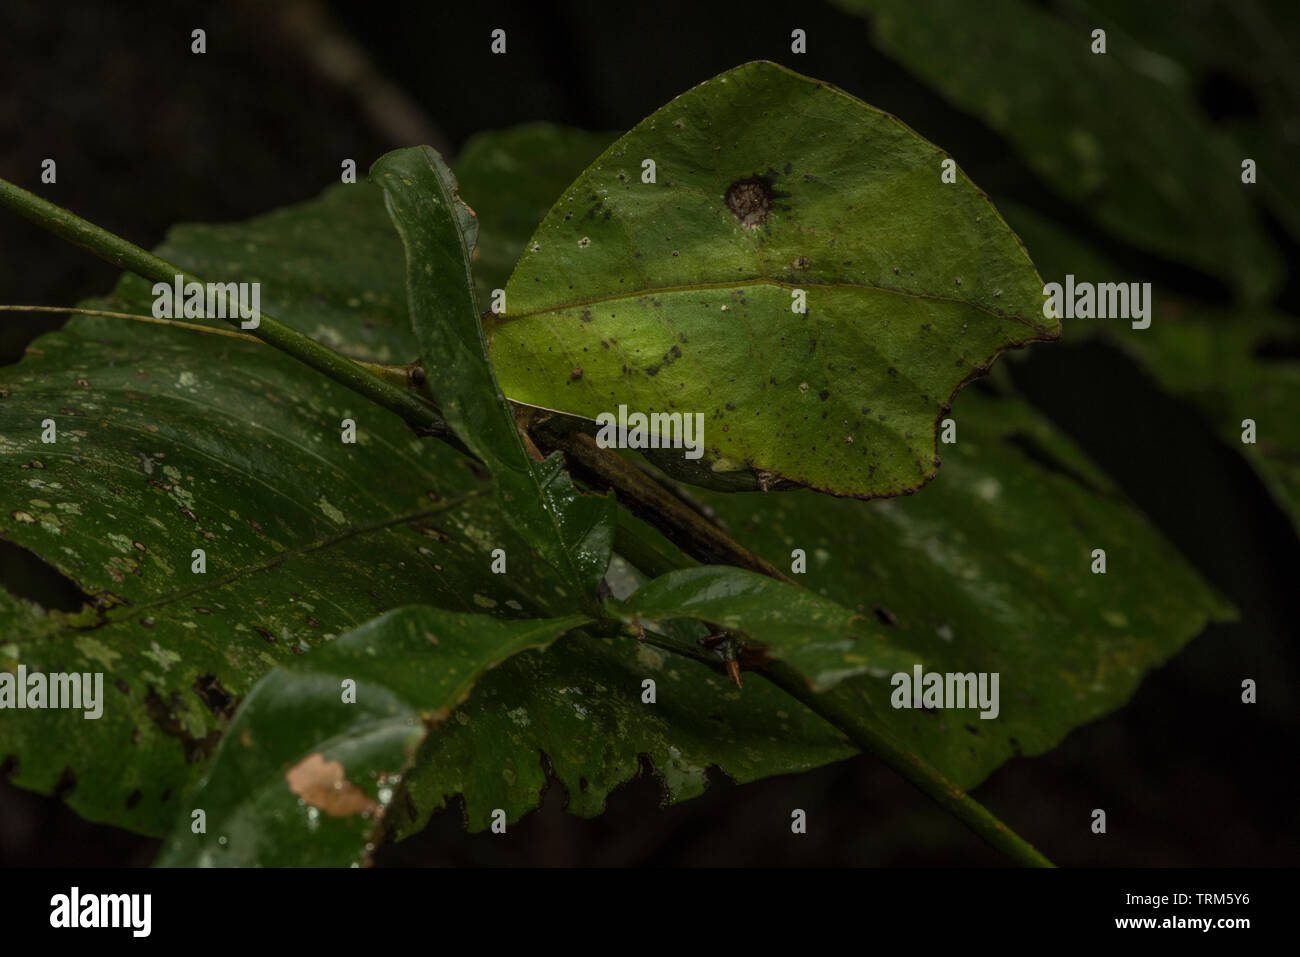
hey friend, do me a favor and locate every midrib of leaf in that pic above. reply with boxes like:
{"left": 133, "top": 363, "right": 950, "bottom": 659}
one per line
{"left": 492, "top": 277, "right": 1046, "bottom": 329}
{"left": 6, "top": 491, "right": 490, "bottom": 644}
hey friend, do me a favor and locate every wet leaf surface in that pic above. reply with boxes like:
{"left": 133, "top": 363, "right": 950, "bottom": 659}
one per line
{"left": 156, "top": 607, "right": 586, "bottom": 866}
{"left": 374, "top": 147, "right": 615, "bottom": 611}
{"left": 0, "top": 183, "right": 581, "bottom": 835}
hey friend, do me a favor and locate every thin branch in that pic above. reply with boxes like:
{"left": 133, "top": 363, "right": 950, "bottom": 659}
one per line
{"left": 539, "top": 429, "right": 796, "bottom": 585}
{"left": 621, "top": 622, "right": 1053, "bottom": 868}
{"left": 0, "top": 177, "right": 462, "bottom": 450}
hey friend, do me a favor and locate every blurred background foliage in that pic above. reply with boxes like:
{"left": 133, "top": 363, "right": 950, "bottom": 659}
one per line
{"left": 0, "top": 0, "right": 1296, "bottom": 865}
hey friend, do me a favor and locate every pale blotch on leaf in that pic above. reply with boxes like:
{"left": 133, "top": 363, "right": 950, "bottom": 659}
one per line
{"left": 285, "top": 752, "right": 378, "bottom": 817}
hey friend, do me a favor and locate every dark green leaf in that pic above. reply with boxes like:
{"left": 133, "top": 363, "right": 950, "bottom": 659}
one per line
{"left": 0, "top": 183, "right": 580, "bottom": 835}
{"left": 155, "top": 606, "right": 587, "bottom": 867}
{"left": 372, "top": 148, "right": 615, "bottom": 610}
{"left": 833, "top": 0, "right": 1282, "bottom": 301}
{"left": 393, "top": 628, "right": 854, "bottom": 836}
{"left": 613, "top": 566, "right": 917, "bottom": 691}
{"left": 1003, "top": 201, "right": 1300, "bottom": 533}
{"left": 693, "top": 381, "right": 1235, "bottom": 787}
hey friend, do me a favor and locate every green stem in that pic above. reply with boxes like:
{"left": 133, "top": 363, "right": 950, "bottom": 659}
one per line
{"left": 0, "top": 177, "right": 456, "bottom": 446}
{"left": 614, "top": 546, "right": 1054, "bottom": 868}
{"left": 757, "top": 658, "right": 1054, "bottom": 868}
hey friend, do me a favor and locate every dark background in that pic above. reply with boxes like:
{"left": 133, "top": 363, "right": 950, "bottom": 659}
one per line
{"left": 1, "top": 0, "right": 1296, "bottom": 866}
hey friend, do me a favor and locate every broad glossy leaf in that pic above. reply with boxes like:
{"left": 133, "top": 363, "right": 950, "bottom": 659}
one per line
{"left": 694, "top": 382, "right": 1235, "bottom": 786}
{"left": 373, "top": 148, "right": 615, "bottom": 611}
{"left": 487, "top": 61, "right": 1058, "bottom": 499}
{"left": 0, "top": 183, "right": 578, "bottom": 836}
{"left": 613, "top": 566, "right": 917, "bottom": 691}
{"left": 833, "top": 0, "right": 1282, "bottom": 302}
{"left": 392, "top": 382, "right": 1232, "bottom": 837}
{"left": 379, "top": 123, "right": 1231, "bottom": 837}
{"left": 393, "top": 627, "right": 855, "bottom": 837}
{"left": 156, "top": 607, "right": 587, "bottom": 867}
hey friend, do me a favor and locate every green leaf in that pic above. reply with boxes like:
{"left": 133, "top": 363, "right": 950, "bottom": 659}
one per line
{"left": 372, "top": 147, "right": 615, "bottom": 610}
{"left": 693, "top": 381, "right": 1235, "bottom": 787}
{"left": 155, "top": 607, "right": 587, "bottom": 867}
{"left": 487, "top": 60, "right": 1058, "bottom": 499}
{"left": 394, "top": 380, "right": 1232, "bottom": 835}
{"left": 455, "top": 123, "right": 616, "bottom": 305}
{"left": 393, "top": 627, "right": 855, "bottom": 836}
{"left": 0, "top": 183, "right": 581, "bottom": 835}
{"left": 613, "top": 566, "right": 917, "bottom": 691}
{"left": 833, "top": 0, "right": 1282, "bottom": 302}
{"left": 383, "top": 122, "right": 1231, "bottom": 835}
{"left": 1071, "top": 0, "right": 1300, "bottom": 247}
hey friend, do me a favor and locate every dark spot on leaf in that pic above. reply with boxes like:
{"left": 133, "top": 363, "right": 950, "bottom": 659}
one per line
{"left": 253, "top": 625, "right": 276, "bottom": 643}
{"left": 144, "top": 687, "right": 222, "bottom": 762}
{"left": 725, "top": 175, "right": 773, "bottom": 228}
{"left": 818, "top": 390, "right": 829, "bottom": 401}
{"left": 873, "top": 606, "right": 898, "bottom": 626}
{"left": 194, "top": 673, "right": 237, "bottom": 719}
{"left": 125, "top": 789, "right": 142, "bottom": 809}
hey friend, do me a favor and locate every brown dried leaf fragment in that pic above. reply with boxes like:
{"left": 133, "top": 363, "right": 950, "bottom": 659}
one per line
{"left": 285, "top": 753, "right": 378, "bottom": 817}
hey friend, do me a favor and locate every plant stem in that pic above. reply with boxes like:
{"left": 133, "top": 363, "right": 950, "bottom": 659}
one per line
{"left": 612, "top": 527, "right": 1053, "bottom": 870}
{"left": 541, "top": 429, "right": 795, "bottom": 584}
{"left": 757, "top": 659, "right": 1055, "bottom": 867}
{"left": 625, "top": 622, "right": 1051, "bottom": 867}
{"left": 0, "top": 176, "right": 458, "bottom": 447}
